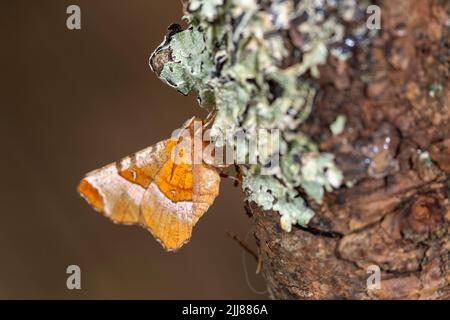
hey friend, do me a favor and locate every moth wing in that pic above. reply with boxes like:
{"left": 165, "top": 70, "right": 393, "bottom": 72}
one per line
{"left": 140, "top": 159, "right": 220, "bottom": 251}
{"left": 78, "top": 139, "right": 174, "bottom": 225}
{"left": 139, "top": 181, "right": 194, "bottom": 251}
{"left": 192, "top": 163, "right": 221, "bottom": 224}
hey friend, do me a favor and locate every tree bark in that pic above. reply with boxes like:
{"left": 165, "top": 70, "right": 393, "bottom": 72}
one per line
{"left": 249, "top": 0, "right": 450, "bottom": 299}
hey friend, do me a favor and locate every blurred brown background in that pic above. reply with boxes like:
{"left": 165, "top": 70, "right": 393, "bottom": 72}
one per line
{"left": 0, "top": 1, "right": 266, "bottom": 299}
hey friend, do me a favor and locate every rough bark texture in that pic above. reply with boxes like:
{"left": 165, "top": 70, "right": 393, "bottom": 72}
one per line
{"left": 249, "top": 0, "right": 450, "bottom": 299}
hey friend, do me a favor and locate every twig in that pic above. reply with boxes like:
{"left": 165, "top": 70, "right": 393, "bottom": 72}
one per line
{"left": 225, "top": 230, "right": 258, "bottom": 262}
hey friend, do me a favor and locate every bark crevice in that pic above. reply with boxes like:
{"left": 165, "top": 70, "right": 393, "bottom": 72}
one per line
{"left": 251, "top": 0, "right": 450, "bottom": 299}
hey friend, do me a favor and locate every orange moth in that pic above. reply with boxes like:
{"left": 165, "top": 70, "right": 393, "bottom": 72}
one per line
{"left": 78, "top": 117, "right": 220, "bottom": 251}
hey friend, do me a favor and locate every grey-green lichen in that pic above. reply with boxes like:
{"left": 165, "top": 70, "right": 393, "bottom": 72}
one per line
{"left": 151, "top": 0, "right": 369, "bottom": 232}
{"left": 159, "top": 29, "right": 213, "bottom": 96}
{"left": 429, "top": 83, "right": 444, "bottom": 98}
{"left": 330, "top": 115, "right": 347, "bottom": 136}
{"left": 418, "top": 150, "right": 434, "bottom": 167}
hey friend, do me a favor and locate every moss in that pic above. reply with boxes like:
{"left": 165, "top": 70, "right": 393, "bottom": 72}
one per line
{"left": 151, "top": 0, "right": 370, "bottom": 231}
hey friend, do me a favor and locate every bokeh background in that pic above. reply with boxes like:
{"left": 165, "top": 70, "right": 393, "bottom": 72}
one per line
{"left": 1, "top": 1, "right": 266, "bottom": 299}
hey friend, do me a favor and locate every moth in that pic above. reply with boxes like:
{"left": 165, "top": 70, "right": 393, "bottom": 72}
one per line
{"left": 78, "top": 117, "right": 220, "bottom": 251}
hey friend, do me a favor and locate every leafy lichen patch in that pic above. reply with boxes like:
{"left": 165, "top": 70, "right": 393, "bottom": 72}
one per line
{"left": 151, "top": 0, "right": 371, "bottom": 231}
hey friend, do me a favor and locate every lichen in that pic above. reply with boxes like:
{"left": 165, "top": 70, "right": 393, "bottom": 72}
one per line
{"left": 330, "top": 115, "right": 347, "bottom": 136}
{"left": 429, "top": 83, "right": 444, "bottom": 98}
{"left": 418, "top": 150, "right": 434, "bottom": 167}
{"left": 151, "top": 0, "right": 369, "bottom": 232}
